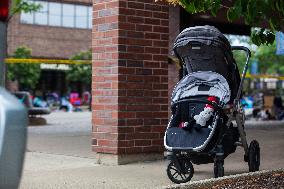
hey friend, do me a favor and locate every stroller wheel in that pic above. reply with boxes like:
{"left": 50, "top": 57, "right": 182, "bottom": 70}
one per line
{"left": 248, "top": 140, "right": 260, "bottom": 172}
{"left": 167, "top": 159, "right": 194, "bottom": 184}
{"left": 214, "top": 159, "right": 224, "bottom": 178}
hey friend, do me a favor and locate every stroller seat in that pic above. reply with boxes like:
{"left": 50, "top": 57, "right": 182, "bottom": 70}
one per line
{"left": 165, "top": 71, "right": 230, "bottom": 152}
{"left": 166, "top": 127, "right": 212, "bottom": 149}
{"left": 166, "top": 96, "right": 220, "bottom": 152}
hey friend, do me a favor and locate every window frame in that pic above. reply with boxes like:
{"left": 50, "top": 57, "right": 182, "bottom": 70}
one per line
{"left": 48, "top": 2, "right": 62, "bottom": 27}
{"left": 20, "top": 1, "right": 92, "bottom": 30}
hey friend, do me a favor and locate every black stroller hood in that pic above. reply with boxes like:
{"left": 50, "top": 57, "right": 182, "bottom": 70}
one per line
{"left": 173, "top": 25, "right": 241, "bottom": 102}
{"left": 173, "top": 25, "right": 231, "bottom": 52}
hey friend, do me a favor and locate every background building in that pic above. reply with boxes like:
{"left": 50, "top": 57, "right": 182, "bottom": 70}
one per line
{"left": 7, "top": 0, "right": 92, "bottom": 96}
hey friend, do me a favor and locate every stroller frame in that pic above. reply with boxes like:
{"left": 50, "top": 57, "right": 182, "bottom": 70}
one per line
{"left": 226, "top": 46, "right": 251, "bottom": 158}
{"left": 165, "top": 46, "right": 261, "bottom": 183}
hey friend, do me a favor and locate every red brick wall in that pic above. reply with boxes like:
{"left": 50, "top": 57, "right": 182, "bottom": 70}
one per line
{"left": 168, "top": 6, "right": 180, "bottom": 55}
{"left": 92, "top": 0, "right": 169, "bottom": 155}
{"left": 168, "top": 6, "right": 180, "bottom": 114}
{"left": 91, "top": 0, "right": 120, "bottom": 154}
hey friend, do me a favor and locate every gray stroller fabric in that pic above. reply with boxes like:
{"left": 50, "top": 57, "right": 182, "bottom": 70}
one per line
{"left": 171, "top": 71, "right": 231, "bottom": 106}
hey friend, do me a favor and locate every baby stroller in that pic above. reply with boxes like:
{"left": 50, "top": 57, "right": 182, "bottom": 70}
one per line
{"left": 164, "top": 26, "right": 260, "bottom": 184}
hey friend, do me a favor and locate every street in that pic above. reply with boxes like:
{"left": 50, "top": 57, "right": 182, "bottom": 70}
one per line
{"left": 20, "top": 112, "right": 284, "bottom": 189}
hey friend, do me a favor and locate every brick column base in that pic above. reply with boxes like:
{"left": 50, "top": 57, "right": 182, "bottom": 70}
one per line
{"left": 92, "top": 0, "right": 169, "bottom": 165}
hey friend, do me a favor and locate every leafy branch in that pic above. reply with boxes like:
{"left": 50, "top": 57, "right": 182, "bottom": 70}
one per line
{"left": 8, "top": 0, "right": 41, "bottom": 22}
{"left": 66, "top": 50, "right": 92, "bottom": 85}
{"left": 156, "top": 0, "right": 284, "bottom": 45}
{"left": 7, "top": 47, "right": 41, "bottom": 90}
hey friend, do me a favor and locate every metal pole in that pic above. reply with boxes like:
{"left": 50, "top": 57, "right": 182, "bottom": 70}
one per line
{"left": 0, "top": 21, "right": 7, "bottom": 87}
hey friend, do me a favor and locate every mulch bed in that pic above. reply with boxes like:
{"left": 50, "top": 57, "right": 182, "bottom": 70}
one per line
{"left": 165, "top": 169, "right": 284, "bottom": 189}
{"left": 210, "top": 171, "right": 284, "bottom": 189}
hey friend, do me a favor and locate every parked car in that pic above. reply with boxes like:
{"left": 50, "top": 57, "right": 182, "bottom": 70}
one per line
{"left": 0, "top": 87, "right": 27, "bottom": 189}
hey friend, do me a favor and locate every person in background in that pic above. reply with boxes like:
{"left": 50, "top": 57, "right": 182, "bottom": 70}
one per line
{"left": 33, "top": 96, "right": 48, "bottom": 108}
{"left": 60, "top": 96, "right": 73, "bottom": 112}
{"left": 273, "top": 96, "right": 284, "bottom": 120}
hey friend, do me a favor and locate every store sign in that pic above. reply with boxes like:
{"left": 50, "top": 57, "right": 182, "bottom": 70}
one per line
{"left": 40, "top": 64, "right": 70, "bottom": 71}
{"left": 276, "top": 32, "right": 284, "bottom": 55}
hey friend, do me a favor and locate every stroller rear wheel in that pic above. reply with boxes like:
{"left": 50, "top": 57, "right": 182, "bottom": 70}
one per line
{"left": 248, "top": 140, "right": 260, "bottom": 172}
{"left": 167, "top": 158, "right": 194, "bottom": 184}
{"left": 214, "top": 159, "right": 224, "bottom": 178}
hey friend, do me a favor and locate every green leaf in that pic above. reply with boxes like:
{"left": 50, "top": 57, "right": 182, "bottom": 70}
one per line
{"left": 266, "top": 32, "right": 275, "bottom": 45}
{"left": 11, "top": 0, "right": 42, "bottom": 15}
{"left": 66, "top": 50, "right": 92, "bottom": 85}
{"left": 240, "top": 0, "right": 248, "bottom": 12}
{"left": 234, "top": 0, "right": 243, "bottom": 15}
{"left": 227, "top": 8, "right": 239, "bottom": 21}
{"left": 251, "top": 33, "right": 261, "bottom": 46}
{"left": 211, "top": 0, "right": 222, "bottom": 17}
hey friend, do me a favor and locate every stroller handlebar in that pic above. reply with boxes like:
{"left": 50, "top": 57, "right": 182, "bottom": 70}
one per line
{"left": 231, "top": 46, "right": 251, "bottom": 58}
{"left": 231, "top": 46, "right": 251, "bottom": 107}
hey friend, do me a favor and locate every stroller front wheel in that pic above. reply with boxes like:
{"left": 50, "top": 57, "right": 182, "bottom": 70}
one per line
{"left": 167, "top": 159, "right": 194, "bottom": 184}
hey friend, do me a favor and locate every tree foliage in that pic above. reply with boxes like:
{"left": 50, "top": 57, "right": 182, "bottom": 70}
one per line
{"left": 9, "top": 0, "right": 41, "bottom": 20}
{"left": 231, "top": 41, "right": 284, "bottom": 75}
{"left": 233, "top": 49, "right": 250, "bottom": 73}
{"left": 157, "top": 0, "right": 284, "bottom": 45}
{"left": 254, "top": 42, "right": 284, "bottom": 74}
{"left": 7, "top": 47, "right": 41, "bottom": 90}
{"left": 66, "top": 50, "right": 92, "bottom": 85}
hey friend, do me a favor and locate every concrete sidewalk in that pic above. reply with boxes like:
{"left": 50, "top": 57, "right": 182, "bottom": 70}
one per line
{"left": 20, "top": 112, "right": 284, "bottom": 189}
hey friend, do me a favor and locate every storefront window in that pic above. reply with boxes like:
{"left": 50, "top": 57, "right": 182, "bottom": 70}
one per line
{"left": 49, "top": 2, "right": 61, "bottom": 26}
{"left": 34, "top": 1, "right": 48, "bottom": 25}
{"left": 62, "top": 4, "right": 75, "bottom": 28}
{"left": 75, "top": 5, "right": 87, "bottom": 29}
{"left": 88, "top": 7, "right": 92, "bottom": 29}
{"left": 20, "top": 0, "right": 34, "bottom": 24}
{"left": 20, "top": 1, "right": 92, "bottom": 30}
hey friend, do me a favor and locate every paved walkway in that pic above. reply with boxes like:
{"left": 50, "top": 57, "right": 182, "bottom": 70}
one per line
{"left": 20, "top": 112, "right": 284, "bottom": 189}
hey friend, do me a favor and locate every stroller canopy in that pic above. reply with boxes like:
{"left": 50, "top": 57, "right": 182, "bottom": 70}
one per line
{"left": 171, "top": 71, "right": 231, "bottom": 107}
{"left": 173, "top": 25, "right": 240, "bottom": 102}
{"left": 173, "top": 25, "right": 231, "bottom": 52}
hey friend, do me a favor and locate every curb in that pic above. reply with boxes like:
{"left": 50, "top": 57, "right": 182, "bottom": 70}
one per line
{"left": 239, "top": 121, "right": 284, "bottom": 129}
{"left": 163, "top": 169, "right": 284, "bottom": 189}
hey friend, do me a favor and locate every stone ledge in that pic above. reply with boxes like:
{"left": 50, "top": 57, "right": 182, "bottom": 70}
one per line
{"left": 231, "top": 120, "right": 284, "bottom": 129}
{"left": 95, "top": 153, "right": 164, "bottom": 165}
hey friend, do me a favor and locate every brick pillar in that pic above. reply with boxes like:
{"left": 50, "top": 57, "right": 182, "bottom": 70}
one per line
{"left": 92, "top": 0, "right": 169, "bottom": 165}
